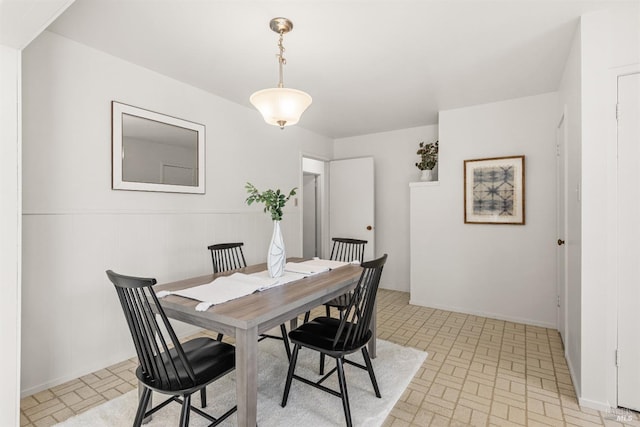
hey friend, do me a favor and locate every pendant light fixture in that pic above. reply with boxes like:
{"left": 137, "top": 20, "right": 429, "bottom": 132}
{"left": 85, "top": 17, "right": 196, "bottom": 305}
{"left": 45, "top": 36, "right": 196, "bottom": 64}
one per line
{"left": 250, "top": 17, "right": 312, "bottom": 129}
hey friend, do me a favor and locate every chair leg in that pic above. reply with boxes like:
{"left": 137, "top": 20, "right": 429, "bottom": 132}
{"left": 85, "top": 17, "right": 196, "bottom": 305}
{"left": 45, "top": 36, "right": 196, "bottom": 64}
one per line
{"left": 280, "top": 324, "right": 291, "bottom": 360}
{"left": 362, "top": 347, "right": 381, "bottom": 398}
{"left": 319, "top": 353, "right": 326, "bottom": 375}
{"left": 179, "top": 394, "right": 190, "bottom": 427}
{"left": 281, "top": 344, "right": 301, "bottom": 407}
{"left": 303, "top": 311, "right": 310, "bottom": 323}
{"left": 200, "top": 387, "right": 207, "bottom": 408}
{"left": 325, "top": 305, "right": 331, "bottom": 317}
{"left": 216, "top": 333, "right": 223, "bottom": 341}
{"left": 133, "top": 387, "right": 152, "bottom": 427}
{"left": 336, "top": 357, "right": 353, "bottom": 427}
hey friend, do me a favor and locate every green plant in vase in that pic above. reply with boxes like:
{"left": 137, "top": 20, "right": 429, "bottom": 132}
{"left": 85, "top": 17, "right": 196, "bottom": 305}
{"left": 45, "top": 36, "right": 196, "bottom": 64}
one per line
{"left": 245, "top": 182, "right": 297, "bottom": 277}
{"left": 415, "top": 140, "right": 438, "bottom": 181}
{"left": 245, "top": 183, "right": 297, "bottom": 221}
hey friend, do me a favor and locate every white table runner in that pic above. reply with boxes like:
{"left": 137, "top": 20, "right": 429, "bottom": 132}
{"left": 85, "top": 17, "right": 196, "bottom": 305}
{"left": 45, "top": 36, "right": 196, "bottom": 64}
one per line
{"left": 156, "top": 259, "right": 354, "bottom": 311}
{"left": 284, "top": 258, "right": 353, "bottom": 274}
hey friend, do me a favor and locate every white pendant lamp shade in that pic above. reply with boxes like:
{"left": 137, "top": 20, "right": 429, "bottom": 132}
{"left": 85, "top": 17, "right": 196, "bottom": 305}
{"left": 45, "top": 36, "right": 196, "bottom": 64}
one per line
{"left": 250, "top": 87, "right": 312, "bottom": 128}
{"left": 251, "top": 17, "right": 312, "bottom": 129}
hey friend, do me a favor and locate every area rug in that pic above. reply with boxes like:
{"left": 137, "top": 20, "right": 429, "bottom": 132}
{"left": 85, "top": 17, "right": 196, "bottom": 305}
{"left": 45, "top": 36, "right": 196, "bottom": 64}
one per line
{"left": 57, "top": 338, "right": 427, "bottom": 427}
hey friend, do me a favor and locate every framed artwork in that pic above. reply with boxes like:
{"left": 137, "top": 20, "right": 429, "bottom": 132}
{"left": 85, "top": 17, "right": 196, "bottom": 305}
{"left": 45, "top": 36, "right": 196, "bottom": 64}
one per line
{"left": 464, "top": 155, "right": 525, "bottom": 225}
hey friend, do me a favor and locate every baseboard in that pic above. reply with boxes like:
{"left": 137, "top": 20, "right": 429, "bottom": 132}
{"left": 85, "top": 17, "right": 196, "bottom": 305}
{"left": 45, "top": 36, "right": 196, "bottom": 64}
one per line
{"left": 21, "top": 348, "right": 135, "bottom": 398}
{"left": 578, "top": 397, "right": 612, "bottom": 412}
{"left": 565, "top": 349, "right": 615, "bottom": 413}
{"left": 380, "top": 283, "right": 409, "bottom": 292}
{"left": 408, "top": 299, "right": 556, "bottom": 329}
{"left": 565, "top": 348, "right": 581, "bottom": 401}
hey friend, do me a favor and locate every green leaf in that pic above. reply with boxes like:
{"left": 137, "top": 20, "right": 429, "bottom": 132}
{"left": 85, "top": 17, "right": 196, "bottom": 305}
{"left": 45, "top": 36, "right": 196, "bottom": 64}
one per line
{"left": 244, "top": 182, "right": 298, "bottom": 221}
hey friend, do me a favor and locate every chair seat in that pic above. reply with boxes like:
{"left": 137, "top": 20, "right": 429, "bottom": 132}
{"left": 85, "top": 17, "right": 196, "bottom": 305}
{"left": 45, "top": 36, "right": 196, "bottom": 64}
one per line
{"left": 289, "top": 317, "right": 371, "bottom": 356}
{"left": 137, "top": 337, "right": 235, "bottom": 393}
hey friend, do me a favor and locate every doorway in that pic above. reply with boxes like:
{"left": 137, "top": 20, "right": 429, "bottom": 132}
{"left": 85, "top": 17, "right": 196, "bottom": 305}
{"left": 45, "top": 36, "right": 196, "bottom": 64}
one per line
{"left": 302, "top": 173, "right": 319, "bottom": 258}
{"left": 301, "top": 156, "right": 376, "bottom": 261}
{"left": 302, "top": 157, "right": 327, "bottom": 259}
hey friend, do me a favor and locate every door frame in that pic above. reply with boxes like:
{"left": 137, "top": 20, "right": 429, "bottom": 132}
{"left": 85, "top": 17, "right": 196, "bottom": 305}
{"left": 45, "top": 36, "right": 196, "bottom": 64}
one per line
{"left": 299, "top": 154, "right": 330, "bottom": 259}
{"left": 555, "top": 110, "right": 568, "bottom": 347}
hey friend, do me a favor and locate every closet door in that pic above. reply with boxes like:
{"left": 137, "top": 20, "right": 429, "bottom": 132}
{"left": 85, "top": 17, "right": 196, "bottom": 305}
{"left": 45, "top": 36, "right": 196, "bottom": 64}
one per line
{"left": 617, "top": 71, "right": 640, "bottom": 412}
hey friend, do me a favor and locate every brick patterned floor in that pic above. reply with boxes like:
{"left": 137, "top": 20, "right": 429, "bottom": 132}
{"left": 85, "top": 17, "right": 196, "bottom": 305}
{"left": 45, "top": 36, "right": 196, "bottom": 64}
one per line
{"left": 20, "top": 289, "right": 640, "bottom": 426}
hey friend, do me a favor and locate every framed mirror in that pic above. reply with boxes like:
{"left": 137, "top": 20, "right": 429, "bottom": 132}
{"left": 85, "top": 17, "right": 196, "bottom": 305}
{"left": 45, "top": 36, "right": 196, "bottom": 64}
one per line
{"left": 112, "top": 101, "right": 205, "bottom": 194}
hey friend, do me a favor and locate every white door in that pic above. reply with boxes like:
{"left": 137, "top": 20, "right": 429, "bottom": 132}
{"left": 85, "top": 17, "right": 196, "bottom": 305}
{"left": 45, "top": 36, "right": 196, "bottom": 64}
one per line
{"left": 556, "top": 115, "right": 567, "bottom": 345}
{"left": 329, "top": 157, "right": 375, "bottom": 261}
{"left": 618, "top": 71, "right": 640, "bottom": 412}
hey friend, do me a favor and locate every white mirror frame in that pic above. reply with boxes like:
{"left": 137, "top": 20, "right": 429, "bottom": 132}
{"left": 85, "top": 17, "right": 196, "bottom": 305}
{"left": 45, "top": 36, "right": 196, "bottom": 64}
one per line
{"left": 112, "top": 101, "right": 206, "bottom": 194}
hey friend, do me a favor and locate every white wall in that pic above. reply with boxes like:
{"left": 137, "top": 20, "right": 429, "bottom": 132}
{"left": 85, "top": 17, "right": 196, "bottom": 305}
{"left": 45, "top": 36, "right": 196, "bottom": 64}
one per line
{"left": 580, "top": 11, "right": 616, "bottom": 410}
{"left": 21, "top": 30, "right": 333, "bottom": 395}
{"left": 557, "top": 23, "right": 582, "bottom": 397}
{"left": 411, "top": 93, "right": 559, "bottom": 327}
{"left": 0, "top": 43, "right": 22, "bottom": 427}
{"left": 578, "top": 6, "right": 640, "bottom": 410}
{"left": 1, "top": 0, "right": 76, "bottom": 419}
{"left": 334, "top": 125, "right": 439, "bottom": 291}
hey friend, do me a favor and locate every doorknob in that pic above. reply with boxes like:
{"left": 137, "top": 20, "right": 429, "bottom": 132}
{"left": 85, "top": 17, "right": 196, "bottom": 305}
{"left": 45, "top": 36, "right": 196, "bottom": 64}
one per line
{"left": 366, "top": 225, "right": 373, "bottom": 231}
{"left": 557, "top": 239, "right": 565, "bottom": 246}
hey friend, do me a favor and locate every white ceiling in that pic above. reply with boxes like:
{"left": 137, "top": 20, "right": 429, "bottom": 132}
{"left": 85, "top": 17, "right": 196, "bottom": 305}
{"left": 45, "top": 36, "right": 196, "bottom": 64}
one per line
{"left": 45, "top": 0, "right": 629, "bottom": 138}
{"left": 0, "top": 0, "right": 74, "bottom": 49}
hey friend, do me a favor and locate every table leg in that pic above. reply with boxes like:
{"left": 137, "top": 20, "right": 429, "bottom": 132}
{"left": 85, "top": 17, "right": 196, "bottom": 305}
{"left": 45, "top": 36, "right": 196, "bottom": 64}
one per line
{"left": 236, "top": 325, "right": 258, "bottom": 427}
{"left": 368, "top": 298, "right": 377, "bottom": 358}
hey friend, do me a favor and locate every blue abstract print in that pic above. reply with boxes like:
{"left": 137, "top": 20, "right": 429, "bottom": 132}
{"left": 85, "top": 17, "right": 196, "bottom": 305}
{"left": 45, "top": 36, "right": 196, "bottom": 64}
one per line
{"left": 473, "top": 166, "right": 514, "bottom": 216}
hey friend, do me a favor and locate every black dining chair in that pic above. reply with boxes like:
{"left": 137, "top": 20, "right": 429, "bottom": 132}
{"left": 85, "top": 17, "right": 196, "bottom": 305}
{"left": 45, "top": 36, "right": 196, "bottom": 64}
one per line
{"left": 302, "top": 237, "right": 368, "bottom": 374}
{"left": 207, "top": 242, "right": 292, "bottom": 360}
{"left": 281, "top": 254, "right": 387, "bottom": 427}
{"left": 106, "top": 270, "right": 236, "bottom": 427}
{"left": 207, "top": 242, "right": 247, "bottom": 274}
{"left": 323, "top": 238, "right": 368, "bottom": 318}
{"left": 207, "top": 243, "right": 246, "bottom": 341}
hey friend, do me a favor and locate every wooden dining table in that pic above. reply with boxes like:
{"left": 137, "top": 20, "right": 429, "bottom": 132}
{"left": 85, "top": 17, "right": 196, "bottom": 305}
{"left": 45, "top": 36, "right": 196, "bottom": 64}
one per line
{"left": 154, "top": 259, "right": 376, "bottom": 427}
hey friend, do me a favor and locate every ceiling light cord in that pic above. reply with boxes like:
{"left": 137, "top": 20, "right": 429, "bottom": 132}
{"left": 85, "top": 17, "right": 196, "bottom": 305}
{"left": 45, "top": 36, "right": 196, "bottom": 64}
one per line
{"left": 277, "top": 31, "right": 286, "bottom": 89}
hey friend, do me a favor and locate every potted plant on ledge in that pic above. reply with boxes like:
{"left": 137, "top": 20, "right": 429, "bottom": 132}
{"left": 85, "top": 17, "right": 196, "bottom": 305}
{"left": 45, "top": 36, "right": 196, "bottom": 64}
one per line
{"left": 245, "top": 182, "right": 297, "bottom": 278}
{"left": 415, "top": 140, "right": 439, "bottom": 181}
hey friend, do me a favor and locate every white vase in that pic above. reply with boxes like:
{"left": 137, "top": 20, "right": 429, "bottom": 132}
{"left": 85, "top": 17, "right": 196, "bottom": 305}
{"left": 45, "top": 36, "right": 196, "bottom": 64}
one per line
{"left": 420, "top": 169, "right": 434, "bottom": 181}
{"left": 268, "top": 220, "right": 286, "bottom": 278}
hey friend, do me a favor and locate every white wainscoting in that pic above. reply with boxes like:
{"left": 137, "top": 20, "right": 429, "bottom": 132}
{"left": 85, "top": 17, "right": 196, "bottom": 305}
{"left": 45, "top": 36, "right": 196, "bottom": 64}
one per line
{"left": 21, "top": 210, "right": 300, "bottom": 396}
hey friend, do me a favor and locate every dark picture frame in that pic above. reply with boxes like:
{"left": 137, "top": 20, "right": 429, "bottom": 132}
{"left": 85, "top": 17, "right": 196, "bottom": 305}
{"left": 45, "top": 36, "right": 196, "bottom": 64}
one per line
{"left": 464, "top": 155, "right": 525, "bottom": 225}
